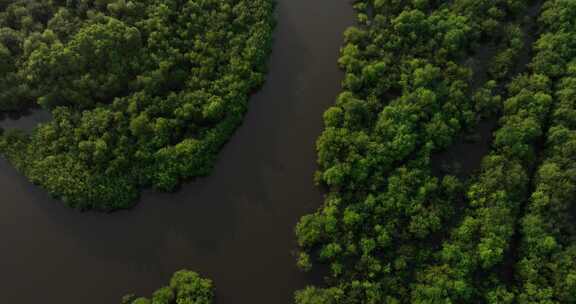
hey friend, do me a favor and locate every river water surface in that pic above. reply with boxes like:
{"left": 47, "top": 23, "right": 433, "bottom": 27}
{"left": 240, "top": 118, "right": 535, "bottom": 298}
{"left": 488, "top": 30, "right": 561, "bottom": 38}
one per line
{"left": 0, "top": 1, "right": 352, "bottom": 303}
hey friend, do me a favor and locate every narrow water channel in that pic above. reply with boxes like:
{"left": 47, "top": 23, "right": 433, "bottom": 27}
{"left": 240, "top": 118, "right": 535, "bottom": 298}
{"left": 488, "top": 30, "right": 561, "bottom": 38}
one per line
{"left": 0, "top": 1, "right": 353, "bottom": 303}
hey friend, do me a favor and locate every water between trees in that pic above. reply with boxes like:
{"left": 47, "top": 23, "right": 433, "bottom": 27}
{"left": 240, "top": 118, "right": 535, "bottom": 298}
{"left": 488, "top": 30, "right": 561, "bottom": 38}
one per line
{"left": 0, "top": 1, "right": 353, "bottom": 303}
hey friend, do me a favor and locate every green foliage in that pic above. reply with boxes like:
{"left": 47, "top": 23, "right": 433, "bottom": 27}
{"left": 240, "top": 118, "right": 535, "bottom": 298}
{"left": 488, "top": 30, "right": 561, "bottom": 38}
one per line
{"left": 122, "top": 270, "right": 213, "bottom": 304}
{"left": 515, "top": 3, "right": 576, "bottom": 302}
{"left": 412, "top": 72, "right": 553, "bottom": 303}
{"left": 0, "top": 0, "right": 275, "bottom": 210}
{"left": 297, "top": 0, "right": 576, "bottom": 303}
{"left": 488, "top": 24, "right": 525, "bottom": 80}
{"left": 295, "top": 286, "right": 343, "bottom": 304}
{"left": 26, "top": 17, "right": 143, "bottom": 108}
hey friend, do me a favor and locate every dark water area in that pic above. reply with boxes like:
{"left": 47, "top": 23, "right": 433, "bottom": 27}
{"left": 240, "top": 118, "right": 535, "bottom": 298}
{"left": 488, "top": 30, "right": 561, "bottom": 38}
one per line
{"left": 0, "top": 108, "right": 51, "bottom": 132}
{"left": 0, "top": 1, "right": 353, "bottom": 303}
{"left": 431, "top": 119, "right": 498, "bottom": 180}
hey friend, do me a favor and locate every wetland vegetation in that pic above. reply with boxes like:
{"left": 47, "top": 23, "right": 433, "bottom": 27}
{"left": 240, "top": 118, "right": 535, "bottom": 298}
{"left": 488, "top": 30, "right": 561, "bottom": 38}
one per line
{"left": 295, "top": 0, "right": 576, "bottom": 303}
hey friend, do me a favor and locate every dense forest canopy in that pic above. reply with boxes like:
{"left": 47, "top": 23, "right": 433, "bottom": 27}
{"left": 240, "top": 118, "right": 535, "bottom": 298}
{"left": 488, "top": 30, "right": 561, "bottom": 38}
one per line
{"left": 295, "top": 0, "right": 576, "bottom": 303}
{"left": 0, "top": 0, "right": 275, "bottom": 210}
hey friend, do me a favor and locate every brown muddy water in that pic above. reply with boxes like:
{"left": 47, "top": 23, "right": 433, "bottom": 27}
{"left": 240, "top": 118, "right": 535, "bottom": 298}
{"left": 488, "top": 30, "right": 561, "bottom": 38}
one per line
{"left": 0, "top": 1, "right": 353, "bottom": 303}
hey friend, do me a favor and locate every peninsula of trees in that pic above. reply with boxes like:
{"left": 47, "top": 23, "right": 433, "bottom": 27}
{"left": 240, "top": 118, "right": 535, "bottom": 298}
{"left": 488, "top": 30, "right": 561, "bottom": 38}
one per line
{"left": 0, "top": 0, "right": 275, "bottom": 210}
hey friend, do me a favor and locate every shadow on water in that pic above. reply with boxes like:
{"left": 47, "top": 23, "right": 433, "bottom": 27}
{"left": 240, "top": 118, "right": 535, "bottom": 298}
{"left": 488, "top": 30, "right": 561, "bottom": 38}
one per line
{"left": 0, "top": 108, "right": 52, "bottom": 132}
{"left": 431, "top": 118, "right": 498, "bottom": 180}
{"left": 431, "top": 0, "right": 544, "bottom": 182}
{"left": 0, "top": 1, "right": 353, "bottom": 303}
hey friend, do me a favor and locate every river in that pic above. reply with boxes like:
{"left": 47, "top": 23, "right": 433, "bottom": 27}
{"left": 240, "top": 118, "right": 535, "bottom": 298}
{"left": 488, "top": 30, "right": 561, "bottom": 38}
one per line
{"left": 0, "top": 1, "right": 353, "bottom": 303}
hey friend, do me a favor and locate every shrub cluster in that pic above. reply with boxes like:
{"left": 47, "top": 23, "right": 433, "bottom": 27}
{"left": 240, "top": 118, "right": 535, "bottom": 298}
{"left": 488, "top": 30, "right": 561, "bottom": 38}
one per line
{"left": 122, "top": 270, "right": 213, "bottom": 304}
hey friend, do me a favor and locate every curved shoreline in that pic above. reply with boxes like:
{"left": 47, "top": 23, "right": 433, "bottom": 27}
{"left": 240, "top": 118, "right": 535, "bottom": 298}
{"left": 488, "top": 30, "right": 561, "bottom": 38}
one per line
{"left": 0, "top": 1, "right": 353, "bottom": 303}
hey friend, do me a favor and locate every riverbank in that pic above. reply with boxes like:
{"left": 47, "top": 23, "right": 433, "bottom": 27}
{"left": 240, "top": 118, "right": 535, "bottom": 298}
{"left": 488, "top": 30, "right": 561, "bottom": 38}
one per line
{"left": 0, "top": 1, "right": 353, "bottom": 303}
